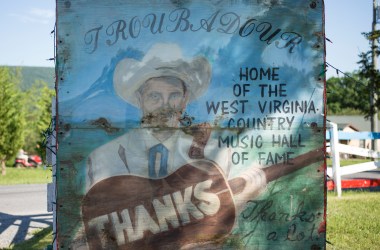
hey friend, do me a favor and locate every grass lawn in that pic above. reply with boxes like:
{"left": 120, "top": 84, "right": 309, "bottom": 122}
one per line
{"left": 326, "top": 191, "right": 380, "bottom": 250}
{"left": 2, "top": 227, "right": 53, "bottom": 250}
{"left": 0, "top": 167, "right": 52, "bottom": 185}
{"left": 4, "top": 191, "right": 379, "bottom": 249}
{"left": 326, "top": 158, "right": 372, "bottom": 167}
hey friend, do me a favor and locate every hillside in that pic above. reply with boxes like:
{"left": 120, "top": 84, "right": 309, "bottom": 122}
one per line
{"left": 4, "top": 66, "right": 55, "bottom": 90}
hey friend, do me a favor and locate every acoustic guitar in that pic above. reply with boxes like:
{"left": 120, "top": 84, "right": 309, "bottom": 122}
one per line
{"left": 82, "top": 148, "right": 323, "bottom": 249}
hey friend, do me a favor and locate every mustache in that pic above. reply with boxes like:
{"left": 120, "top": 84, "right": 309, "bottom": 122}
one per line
{"left": 141, "top": 108, "right": 183, "bottom": 126}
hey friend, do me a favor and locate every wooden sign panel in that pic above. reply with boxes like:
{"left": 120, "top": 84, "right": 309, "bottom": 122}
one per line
{"left": 56, "top": 0, "right": 326, "bottom": 249}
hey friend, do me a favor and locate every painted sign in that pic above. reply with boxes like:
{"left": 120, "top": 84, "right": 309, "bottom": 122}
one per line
{"left": 56, "top": 0, "right": 326, "bottom": 249}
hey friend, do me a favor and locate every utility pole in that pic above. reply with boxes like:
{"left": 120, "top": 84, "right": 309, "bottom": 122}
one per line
{"left": 372, "top": 0, "right": 379, "bottom": 151}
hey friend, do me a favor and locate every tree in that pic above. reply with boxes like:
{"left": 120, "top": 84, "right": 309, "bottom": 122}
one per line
{"left": 0, "top": 67, "right": 26, "bottom": 175}
{"left": 23, "top": 80, "right": 55, "bottom": 159}
{"left": 328, "top": 30, "right": 380, "bottom": 119}
{"left": 326, "top": 73, "right": 369, "bottom": 115}
{"left": 357, "top": 31, "right": 380, "bottom": 119}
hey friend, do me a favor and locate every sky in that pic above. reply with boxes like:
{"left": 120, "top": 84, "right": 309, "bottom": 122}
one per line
{"left": 0, "top": 0, "right": 375, "bottom": 79}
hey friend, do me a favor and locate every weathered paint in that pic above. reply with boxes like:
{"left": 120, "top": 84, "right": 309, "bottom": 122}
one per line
{"left": 56, "top": 0, "right": 326, "bottom": 249}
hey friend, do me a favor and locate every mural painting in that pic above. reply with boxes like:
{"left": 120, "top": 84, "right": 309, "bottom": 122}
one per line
{"left": 56, "top": 0, "right": 326, "bottom": 249}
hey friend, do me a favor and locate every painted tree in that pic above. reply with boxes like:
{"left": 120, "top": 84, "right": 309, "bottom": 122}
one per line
{"left": 0, "top": 67, "right": 25, "bottom": 175}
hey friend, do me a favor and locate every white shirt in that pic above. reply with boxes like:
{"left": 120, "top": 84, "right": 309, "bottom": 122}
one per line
{"left": 86, "top": 128, "right": 230, "bottom": 191}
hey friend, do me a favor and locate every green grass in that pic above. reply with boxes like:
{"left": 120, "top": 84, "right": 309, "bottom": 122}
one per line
{"left": 0, "top": 167, "right": 52, "bottom": 185}
{"left": 1, "top": 227, "right": 53, "bottom": 250}
{"left": 326, "top": 158, "right": 372, "bottom": 167}
{"left": 5, "top": 191, "right": 378, "bottom": 250}
{"left": 326, "top": 191, "right": 380, "bottom": 250}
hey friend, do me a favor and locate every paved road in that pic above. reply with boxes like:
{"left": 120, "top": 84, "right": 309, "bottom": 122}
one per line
{"left": 0, "top": 184, "right": 52, "bottom": 248}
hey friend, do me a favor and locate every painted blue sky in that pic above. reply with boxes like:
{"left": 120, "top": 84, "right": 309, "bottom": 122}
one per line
{"left": 0, "top": 0, "right": 374, "bottom": 79}
{"left": 49, "top": 0, "right": 324, "bottom": 129}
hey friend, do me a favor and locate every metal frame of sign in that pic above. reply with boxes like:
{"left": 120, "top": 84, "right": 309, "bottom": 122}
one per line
{"left": 55, "top": 1, "right": 326, "bottom": 249}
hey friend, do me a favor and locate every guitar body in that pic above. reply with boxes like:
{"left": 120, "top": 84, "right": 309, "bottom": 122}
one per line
{"left": 82, "top": 160, "right": 236, "bottom": 249}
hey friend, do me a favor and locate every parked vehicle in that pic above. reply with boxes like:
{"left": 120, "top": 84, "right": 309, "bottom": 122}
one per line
{"left": 14, "top": 150, "right": 42, "bottom": 168}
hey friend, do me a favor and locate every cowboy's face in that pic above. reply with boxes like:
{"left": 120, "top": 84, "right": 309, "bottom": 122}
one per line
{"left": 138, "top": 76, "right": 189, "bottom": 127}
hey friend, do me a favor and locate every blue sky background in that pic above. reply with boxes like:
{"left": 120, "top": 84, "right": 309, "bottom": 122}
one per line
{"left": 0, "top": 0, "right": 374, "bottom": 79}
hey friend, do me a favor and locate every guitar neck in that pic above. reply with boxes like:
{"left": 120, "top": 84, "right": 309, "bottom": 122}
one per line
{"left": 228, "top": 147, "right": 324, "bottom": 195}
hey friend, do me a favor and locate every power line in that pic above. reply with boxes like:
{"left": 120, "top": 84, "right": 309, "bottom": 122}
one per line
{"left": 325, "top": 62, "right": 368, "bottom": 87}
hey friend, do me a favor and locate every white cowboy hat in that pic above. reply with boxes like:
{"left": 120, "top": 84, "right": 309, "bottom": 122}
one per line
{"left": 113, "top": 43, "right": 211, "bottom": 107}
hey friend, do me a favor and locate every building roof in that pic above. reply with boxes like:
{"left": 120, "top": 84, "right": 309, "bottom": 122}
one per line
{"left": 327, "top": 115, "right": 379, "bottom": 131}
{"left": 336, "top": 123, "right": 359, "bottom": 131}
